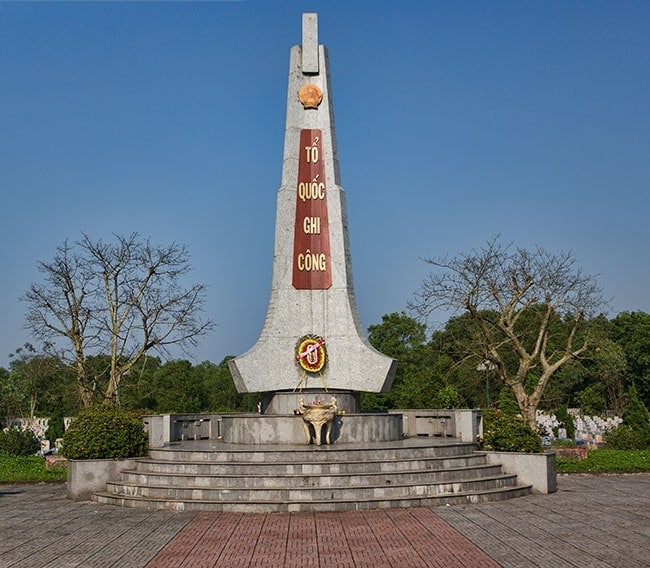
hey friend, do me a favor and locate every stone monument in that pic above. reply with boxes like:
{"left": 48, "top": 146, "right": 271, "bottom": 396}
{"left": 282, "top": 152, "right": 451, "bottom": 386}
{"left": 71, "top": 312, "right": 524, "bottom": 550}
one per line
{"left": 81, "top": 13, "right": 536, "bottom": 511}
{"left": 228, "top": 14, "right": 396, "bottom": 414}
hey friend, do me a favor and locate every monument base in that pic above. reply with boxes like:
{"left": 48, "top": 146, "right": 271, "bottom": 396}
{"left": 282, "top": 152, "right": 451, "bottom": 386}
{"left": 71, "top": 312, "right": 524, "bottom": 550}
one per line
{"left": 261, "top": 389, "right": 360, "bottom": 415}
{"left": 219, "top": 412, "right": 402, "bottom": 445}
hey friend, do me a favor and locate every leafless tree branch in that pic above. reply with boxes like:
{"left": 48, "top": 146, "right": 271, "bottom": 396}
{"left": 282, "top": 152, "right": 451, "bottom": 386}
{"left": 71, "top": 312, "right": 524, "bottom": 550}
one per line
{"left": 408, "top": 236, "right": 606, "bottom": 426}
{"left": 22, "top": 233, "right": 215, "bottom": 406}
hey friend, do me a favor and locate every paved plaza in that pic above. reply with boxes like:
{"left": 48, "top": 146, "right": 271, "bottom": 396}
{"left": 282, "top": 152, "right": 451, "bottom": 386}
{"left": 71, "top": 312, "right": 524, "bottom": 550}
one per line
{"left": 0, "top": 474, "right": 648, "bottom": 567}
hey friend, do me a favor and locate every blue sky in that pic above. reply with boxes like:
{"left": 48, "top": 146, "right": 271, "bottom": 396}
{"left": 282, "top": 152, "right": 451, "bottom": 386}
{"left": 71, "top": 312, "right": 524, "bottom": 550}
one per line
{"left": 1, "top": 1, "right": 648, "bottom": 369}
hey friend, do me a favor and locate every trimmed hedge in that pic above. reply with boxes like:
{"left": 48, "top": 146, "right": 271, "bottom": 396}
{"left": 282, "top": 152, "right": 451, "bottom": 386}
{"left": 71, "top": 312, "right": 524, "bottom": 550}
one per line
{"left": 61, "top": 405, "right": 148, "bottom": 460}
{"left": 557, "top": 449, "right": 650, "bottom": 473}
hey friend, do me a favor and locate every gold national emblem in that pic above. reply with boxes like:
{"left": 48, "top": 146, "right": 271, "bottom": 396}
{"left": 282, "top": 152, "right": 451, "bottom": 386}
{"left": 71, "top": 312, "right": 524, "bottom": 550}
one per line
{"left": 298, "top": 84, "right": 323, "bottom": 109}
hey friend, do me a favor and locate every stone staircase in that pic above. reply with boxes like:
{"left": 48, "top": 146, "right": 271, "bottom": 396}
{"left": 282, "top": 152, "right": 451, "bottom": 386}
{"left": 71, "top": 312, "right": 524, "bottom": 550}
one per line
{"left": 93, "top": 438, "right": 532, "bottom": 512}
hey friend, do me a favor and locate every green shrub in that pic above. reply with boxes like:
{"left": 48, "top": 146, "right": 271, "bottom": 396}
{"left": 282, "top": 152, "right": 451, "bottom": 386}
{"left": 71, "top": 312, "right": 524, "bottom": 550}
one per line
{"left": 0, "top": 428, "right": 41, "bottom": 457}
{"left": 479, "top": 408, "right": 543, "bottom": 453}
{"left": 605, "top": 424, "right": 643, "bottom": 450}
{"left": 61, "top": 405, "right": 148, "bottom": 459}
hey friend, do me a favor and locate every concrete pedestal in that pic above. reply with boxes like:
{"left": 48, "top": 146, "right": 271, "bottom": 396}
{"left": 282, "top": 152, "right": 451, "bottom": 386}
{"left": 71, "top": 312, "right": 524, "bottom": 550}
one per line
{"left": 220, "top": 413, "right": 402, "bottom": 445}
{"left": 262, "top": 389, "right": 360, "bottom": 415}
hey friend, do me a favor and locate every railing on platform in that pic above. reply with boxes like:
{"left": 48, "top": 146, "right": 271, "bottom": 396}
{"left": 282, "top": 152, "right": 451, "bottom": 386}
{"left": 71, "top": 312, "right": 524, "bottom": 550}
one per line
{"left": 143, "top": 413, "right": 224, "bottom": 447}
{"left": 389, "top": 409, "right": 483, "bottom": 443}
{"left": 143, "top": 409, "right": 483, "bottom": 448}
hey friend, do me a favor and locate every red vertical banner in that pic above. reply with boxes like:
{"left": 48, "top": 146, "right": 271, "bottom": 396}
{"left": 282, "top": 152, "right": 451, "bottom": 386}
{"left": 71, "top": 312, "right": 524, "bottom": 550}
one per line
{"left": 292, "top": 129, "right": 332, "bottom": 289}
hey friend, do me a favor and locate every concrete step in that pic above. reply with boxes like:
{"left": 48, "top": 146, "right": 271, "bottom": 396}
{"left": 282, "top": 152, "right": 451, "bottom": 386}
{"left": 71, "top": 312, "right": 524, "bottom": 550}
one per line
{"left": 147, "top": 439, "right": 477, "bottom": 464}
{"left": 93, "top": 438, "right": 534, "bottom": 512}
{"left": 94, "top": 484, "right": 533, "bottom": 512}
{"left": 106, "top": 472, "right": 519, "bottom": 502}
{"left": 132, "top": 452, "right": 490, "bottom": 476}
{"left": 118, "top": 462, "right": 505, "bottom": 489}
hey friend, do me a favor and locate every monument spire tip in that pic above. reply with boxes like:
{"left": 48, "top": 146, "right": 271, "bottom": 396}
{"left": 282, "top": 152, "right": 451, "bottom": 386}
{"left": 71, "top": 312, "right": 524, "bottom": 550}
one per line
{"left": 301, "top": 13, "right": 319, "bottom": 74}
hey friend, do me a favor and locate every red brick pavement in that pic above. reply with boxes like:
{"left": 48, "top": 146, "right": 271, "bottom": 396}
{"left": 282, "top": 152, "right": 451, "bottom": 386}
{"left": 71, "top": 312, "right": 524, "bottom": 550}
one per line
{"left": 145, "top": 508, "right": 499, "bottom": 568}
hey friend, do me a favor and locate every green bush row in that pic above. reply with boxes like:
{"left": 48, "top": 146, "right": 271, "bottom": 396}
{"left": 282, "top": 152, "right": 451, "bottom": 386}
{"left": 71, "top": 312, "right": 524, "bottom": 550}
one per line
{"left": 556, "top": 449, "right": 650, "bottom": 473}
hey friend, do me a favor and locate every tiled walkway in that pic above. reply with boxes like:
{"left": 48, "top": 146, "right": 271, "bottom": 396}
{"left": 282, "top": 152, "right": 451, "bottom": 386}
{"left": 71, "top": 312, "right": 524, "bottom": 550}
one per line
{"left": 146, "top": 508, "right": 498, "bottom": 568}
{"left": 1, "top": 474, "right": 648, "bottom": 567}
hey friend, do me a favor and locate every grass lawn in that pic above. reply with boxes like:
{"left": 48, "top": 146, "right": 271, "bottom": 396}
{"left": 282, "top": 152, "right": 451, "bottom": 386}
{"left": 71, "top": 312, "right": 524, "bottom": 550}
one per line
{"left": 0, "top": 455, "right": 67, "bottom": 483}
{"left": 556, "top": 449, "right": 650, "bottom": 473}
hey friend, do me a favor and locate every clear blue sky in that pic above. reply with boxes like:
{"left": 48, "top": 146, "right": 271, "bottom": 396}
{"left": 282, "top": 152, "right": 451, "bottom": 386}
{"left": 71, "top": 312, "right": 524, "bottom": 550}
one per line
{"left": 1, "top": 1, "right": 648, "bottom": 369}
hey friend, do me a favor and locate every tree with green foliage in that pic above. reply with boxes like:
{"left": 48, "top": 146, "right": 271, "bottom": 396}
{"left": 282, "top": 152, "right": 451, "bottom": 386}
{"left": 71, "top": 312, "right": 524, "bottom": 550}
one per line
{"left": 0, "top": 366, "right": 24, "bottom": 425}
{"left": 577, "top": 383, "right": 607, "bottom": 416}
{"left": 542, "top": 358, "right": 588, "bottom": 410}
{"left": 150, "top": 359, "right": 208, "bottom": 413}
{"left": 22, "top": 233, "right": 214, "bottom": 406}
{"left": 620, "top": 385, "right": 650, "bottom": 448}
{"left": 365, "top": 312, "right": 443, "bottom": 410}
{"left": 1, "top": 343, "right": 77, "bottom": 422}
{"left": 542, "top": 319, "right": 629, "bottom": 414}
{"left": 410, "top": 237, "right": 605, "bottom": 428}
{"left": 45, "top": 405, "right": 66, "bottom": 446}
{"left": 432, "top": 384, "right": 461, "bottom": 409}
{"left": 199, "top": 358, "right": 247, "bottom": 412}
{"left": 8, "top": 343, "right": 63, "bottom": 418}
{"left": 607, "top": 311, "right": 650, "bottom": 408}
{"left": 115, "top": 357, "right": 245, "bottom": 414}
{"left": 109, "top": 355, "right": 161, "bottom": 410}
{"left": 496, "top": 386, "right": 521, "bottom": 416}
{"left": 430, "top": 313, "right": 502, "bottom": 408}
{"left": 587, "top": 336, "right": 628, "bottom": 415}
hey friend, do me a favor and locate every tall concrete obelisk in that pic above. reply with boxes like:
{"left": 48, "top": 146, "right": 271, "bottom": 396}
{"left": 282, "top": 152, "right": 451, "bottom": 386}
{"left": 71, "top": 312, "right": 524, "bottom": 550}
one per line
{"left": 228, "top": 14, "right": 396, "bottom": 402}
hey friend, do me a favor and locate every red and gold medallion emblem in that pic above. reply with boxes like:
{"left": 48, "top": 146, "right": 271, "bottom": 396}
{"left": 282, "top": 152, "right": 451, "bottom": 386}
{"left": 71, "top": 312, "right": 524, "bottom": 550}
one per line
{"left": 295, "top": 334, "right": 327, "bottom": 373}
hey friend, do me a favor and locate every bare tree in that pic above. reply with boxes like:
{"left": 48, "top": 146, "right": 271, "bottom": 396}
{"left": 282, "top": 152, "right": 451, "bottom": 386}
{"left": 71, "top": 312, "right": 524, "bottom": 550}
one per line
{"left": 409, "top": 237, "right": 605, "bottom": 427}
{"left": 23, "top": 240, "right": 96, "bottom": 406}
{"left": 23, "top": 233, "right": 214, "bottom": 406}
